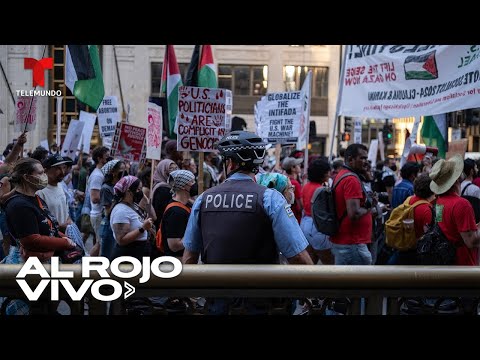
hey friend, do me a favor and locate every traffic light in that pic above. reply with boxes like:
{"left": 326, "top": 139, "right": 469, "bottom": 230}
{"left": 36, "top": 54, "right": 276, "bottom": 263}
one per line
{"left": 383, "top": 124, "right": 393, "bottom": 144}
{"left": 344, "top": 117, "right": 353, "bottom": 133}
{"left": 342, "top": 117, "right": 352, "bottom": 143}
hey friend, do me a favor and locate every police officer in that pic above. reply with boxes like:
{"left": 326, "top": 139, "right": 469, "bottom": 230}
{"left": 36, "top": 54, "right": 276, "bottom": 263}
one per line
{"left": 182, "top": 131, "right": 313, "bottom": 314}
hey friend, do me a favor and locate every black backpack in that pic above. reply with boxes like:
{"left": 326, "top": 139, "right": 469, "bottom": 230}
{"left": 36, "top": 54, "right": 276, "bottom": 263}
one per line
{"left": 461, "top": 183, "right": 480, "bottom": 223}
{"left": 416, "top": 202, "right": 460, "bottom": 266}
{"left": 416, "top": 223, "right": 462, "bottom": 265}
{"left": 311, "top": 172, "right": 358, "bottom": 236}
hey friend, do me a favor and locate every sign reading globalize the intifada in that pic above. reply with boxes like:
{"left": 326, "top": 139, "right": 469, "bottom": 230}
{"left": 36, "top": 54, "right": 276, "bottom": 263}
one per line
{"left": 337, "top": 45, "right": 480, "bottom": 118}
{"left": 176, "top": 86, "right": 232, "bottom": 152}
{"left": 255, "top": 91, "right": 303, "bottom": 144}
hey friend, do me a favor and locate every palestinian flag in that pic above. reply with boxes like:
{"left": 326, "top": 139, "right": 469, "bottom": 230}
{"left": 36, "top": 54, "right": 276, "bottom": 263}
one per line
{"left": 185, "top": 45, "right": 200, "bottom": 86}
{"left": 421, "top": 114, "right": 447, "bottom": 158}
{"left": 160, "top": 45, "right": 182, "bottom": 137}
{"left": 404, "top": 50, "right": 438, "bottom": 80}
{"left": 65, "top": 45, "right": 105, "bottom": 110}
{"left": 198, "top": 45, "right": 217, "bottom": 88}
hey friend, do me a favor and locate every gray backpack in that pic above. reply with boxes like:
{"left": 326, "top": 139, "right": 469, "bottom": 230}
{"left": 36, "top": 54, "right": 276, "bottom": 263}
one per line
{"left": 311, "top": 172, "right": 356, "bottom": 236}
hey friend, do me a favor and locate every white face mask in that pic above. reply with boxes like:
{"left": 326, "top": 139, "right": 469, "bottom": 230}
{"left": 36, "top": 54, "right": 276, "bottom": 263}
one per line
{"left": 26, "top": 173, "right": 48, "bottom": 190}
{"left": 285, "top": 187, "right": 295, "bottom": 204}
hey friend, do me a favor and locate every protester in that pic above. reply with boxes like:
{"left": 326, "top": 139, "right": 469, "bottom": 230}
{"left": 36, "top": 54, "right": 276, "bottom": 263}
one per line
{"left": 151, "top": 159, "right": 178, "bottom": 228}
{"left": 4, "top": 158, "right": 75, "bottom": 262}
{"left": 429, "top": 155, "right": 480, "bottom": 265}
{"left": 281, "top": 156, "right": 304, "bottom": 223}
{"left": 330, "top": 144, "right": 373, "bottom": 265}
{"left": 299, "top": 159, "right": 334, "bottom": 264}
{"left": 87, "top": 146, "right": 109, "bottom": 255}
{"left": 36, "top": 154, "right": 73, "bottom": 233}
{"left": 110, "top": 176, "right": 153, "bottom": 260}
{"left": 99, "top": 159, "right": 126, "bottom": 258}
{"left": 391, "top": 162, "right": 420, "bottom": 209}
{"left": 157, "top": 170, "right": 195, "bottom": 259}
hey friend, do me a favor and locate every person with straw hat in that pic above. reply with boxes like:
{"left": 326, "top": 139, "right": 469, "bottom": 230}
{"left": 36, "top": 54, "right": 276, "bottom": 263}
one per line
{"left": 429, "top": 154, "right": 480, "bottom": 265}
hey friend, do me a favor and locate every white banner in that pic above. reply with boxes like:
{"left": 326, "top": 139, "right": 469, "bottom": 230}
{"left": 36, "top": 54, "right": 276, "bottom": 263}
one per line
{"left": 97, "top": 96, "right": 120, "bottom": 138}
{"left": 337, "top": 45, "right": 480, "bottom": 118}
{"left": 146, "top": 102, "right": 163, "bottom": 160}
{"left": 176, "top": 86, "right": 232, "bottom": 152}
{"left": 78, "top": 111, "right": 97, "bottom": 153}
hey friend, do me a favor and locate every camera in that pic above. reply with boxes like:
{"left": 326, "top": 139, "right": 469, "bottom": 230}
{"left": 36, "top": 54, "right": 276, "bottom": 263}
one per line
{"left": 376, "top": 192, "right": 389, "bottom": 205}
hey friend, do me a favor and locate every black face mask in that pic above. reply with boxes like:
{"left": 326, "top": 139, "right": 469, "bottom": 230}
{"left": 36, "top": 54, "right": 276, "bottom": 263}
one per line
{"left": 189, "top": 183, "right": 198, "bottom": 197}
{"left": 390, "top": 165, "right": 397, "bottom": 172}
{"left": 133, "top": 190, "right": 144, "bottom": 204}
{"left": 120, "top": 170, "right": 129, "bottom": 178}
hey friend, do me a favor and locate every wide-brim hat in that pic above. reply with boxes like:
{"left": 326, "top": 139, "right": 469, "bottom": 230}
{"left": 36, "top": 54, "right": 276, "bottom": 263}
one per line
{"left": 429, "top": 154, "right": 464, "bottom": 195}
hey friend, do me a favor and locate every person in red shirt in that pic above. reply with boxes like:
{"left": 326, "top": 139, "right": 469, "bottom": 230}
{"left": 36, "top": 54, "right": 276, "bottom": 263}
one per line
{"left": 300, "top": 159, "right": 333, "bottom": 264}
{"left": 331, "top": 144, "right": 373, "bottom": 265}
{"left": 397, "top": 174, "right": 435, "bottom": 265}
{"left": 282, "top": 157, "right": 303, "bottom": 223}
{"left": 429, "top": 155, "right": 480, "bottom": 266}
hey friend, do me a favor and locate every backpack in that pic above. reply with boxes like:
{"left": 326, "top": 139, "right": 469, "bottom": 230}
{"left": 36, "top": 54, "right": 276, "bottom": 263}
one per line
{"left": 154, "top": 201, "right": 191, "bottom": 255}
{"left": 311, "top": 172, "right": 358, "bottom": 236}
{"left": 416, "top": 223, "right": 461, "bottom": 265}
{"left": 385, "top": 196, "right": 431, "bottom": 251}
{"left": 461, "top": 183, "right": 480, "bottom": 223}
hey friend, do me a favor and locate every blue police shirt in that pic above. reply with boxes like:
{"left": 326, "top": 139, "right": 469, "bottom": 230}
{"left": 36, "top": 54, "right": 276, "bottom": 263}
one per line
{"left": 183, "top": 172, "right": 308, "bottom": 259}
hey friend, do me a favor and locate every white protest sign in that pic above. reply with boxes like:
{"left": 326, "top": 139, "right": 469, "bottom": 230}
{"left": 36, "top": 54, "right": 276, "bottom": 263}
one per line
{"left": 368, "top": 139, "right": 379, "bottom": 164}
{"left": 78, "top": 111, "right": 97, "bottom": 153}
{"left": 97, "top": 96, "right": 120, "bottom": 138}
{"left": 338, "top": 45, "right": 480, "bottom": 118}
{"left": 61, "top": 120, "right": 84, "bottom": 158}
{"left": 258, "top": 91, "right": 303, "bottom": 144}
{"left": 15, "top": 96, "right": 37, "bottom": 132}
{"left": 353, "top": 118, "right": 362, "bottom": 144}
{"left": 146, "top": 102, "right": 163, "bottom": 160}
{"left": 176, "top": 86, "right": 232, "bottom": 152}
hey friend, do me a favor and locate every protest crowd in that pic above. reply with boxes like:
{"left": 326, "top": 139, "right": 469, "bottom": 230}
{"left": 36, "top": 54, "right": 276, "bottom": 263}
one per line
{"left": 1, "top": 126, "right": 480, "bottom": 315}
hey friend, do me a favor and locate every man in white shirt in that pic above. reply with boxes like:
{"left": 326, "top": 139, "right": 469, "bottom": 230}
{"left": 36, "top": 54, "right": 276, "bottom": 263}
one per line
{"left": 88, "top": 146, "right": 109, "bottom": 256}
{"left": 37, "top": 154, "right": 73, "bottom": 233}
{"left": 461, "top": 159, "right": 480, "bottom": 198}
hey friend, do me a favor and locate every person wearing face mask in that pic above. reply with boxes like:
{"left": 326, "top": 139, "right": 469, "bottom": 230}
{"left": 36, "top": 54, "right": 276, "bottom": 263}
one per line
{"left": 151, "top": 159, "right": 179, "bottom": 228}
{"left": 110, "top": 175, "right": 153, "bottom": 260}
{"left": 4, "top": 158, "right": 76, "bottom": 263}
{"left": 155, "top": 170, "right": 195, "bottom": 259}
{"left": 203, "top": 151, "right": 222, "bottom": 190}
{"left": 182, "top": 131, "right": 313, "bottom": 315}
{"left": 99, "top": 159, "right": 126, "bottom": 258}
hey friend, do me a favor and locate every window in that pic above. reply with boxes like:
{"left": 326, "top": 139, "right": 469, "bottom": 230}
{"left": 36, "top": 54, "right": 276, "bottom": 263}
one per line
{"left": 48, "top": 45, "right": 102, "bottom": 148}
{"left": 218, "top": 64, "right": 268, "bottom": 114}
{"left": 284, "top": 65, "right": 328, "bottom": 98}
{"left": 284, "top": 65, "right": 329, "bottom": 116}
{"left": 218, "top": 64, "right": 268, "bottom": 96}
{"left": 151, "top": 62, "right": 191, "bottom": 96}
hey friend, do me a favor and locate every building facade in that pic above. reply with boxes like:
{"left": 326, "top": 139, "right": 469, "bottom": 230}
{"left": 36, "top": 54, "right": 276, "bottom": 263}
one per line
{"left": 0, "top": 45, "right": 341, "bottom": 155}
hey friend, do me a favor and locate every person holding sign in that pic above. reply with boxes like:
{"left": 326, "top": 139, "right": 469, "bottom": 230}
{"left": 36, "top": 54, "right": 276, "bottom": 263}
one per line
{"left": 182, "top": 131, "right": 313, "bottom": 315}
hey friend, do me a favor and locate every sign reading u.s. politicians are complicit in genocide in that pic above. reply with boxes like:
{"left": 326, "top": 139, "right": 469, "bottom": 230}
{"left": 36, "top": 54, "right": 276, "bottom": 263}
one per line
{"left": 176, "top": 86, "right": 232, "bottom": 152}
{"left": 337, "top": 45, "right": 480, "bottom": 118}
